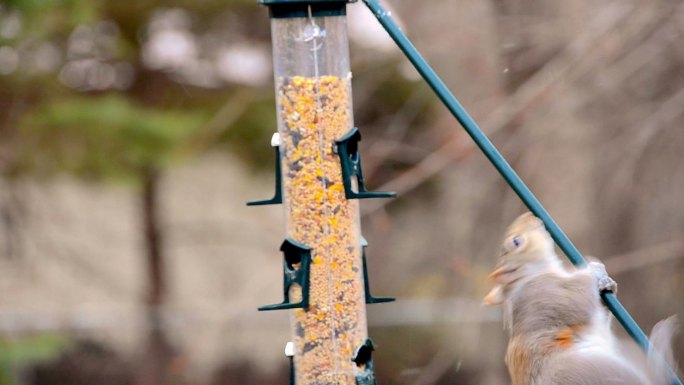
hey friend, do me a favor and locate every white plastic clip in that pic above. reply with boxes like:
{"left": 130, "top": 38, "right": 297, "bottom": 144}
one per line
{"left": 271, "top": 132, "right": 281, "bottom": 147}
{"left": 285, "top": 341, "right": 295, "bottom": 357}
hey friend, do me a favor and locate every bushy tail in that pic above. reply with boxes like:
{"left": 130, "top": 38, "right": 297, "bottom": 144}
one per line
{"left": 648, "top": 316, "right": 680, "bottom": 385}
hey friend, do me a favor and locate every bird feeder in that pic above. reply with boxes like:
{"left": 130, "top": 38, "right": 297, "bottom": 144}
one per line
{"left": 249, "top": 1, "right": 394, "bottom": 385}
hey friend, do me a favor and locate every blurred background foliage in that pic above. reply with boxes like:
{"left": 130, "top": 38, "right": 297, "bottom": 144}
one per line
{"left": 0, "top": 335, "right": 69, "bottom": 385}
{"left": 0, "top": 0, "right": 683, "bottom": 385}
{"left": 17, "top": 96, "right": 207, "bottom": 181}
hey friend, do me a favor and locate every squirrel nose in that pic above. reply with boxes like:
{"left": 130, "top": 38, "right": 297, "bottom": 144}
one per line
{"left": 488, "top": 266, "right": 505, "bottom": 282}
{"left": 489, "top": 264, "right": 517, "bottom": 284}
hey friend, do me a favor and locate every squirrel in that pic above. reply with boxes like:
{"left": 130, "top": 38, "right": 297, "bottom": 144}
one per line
{"left": 483, "top": 212, "right": 679, "bottom": 385}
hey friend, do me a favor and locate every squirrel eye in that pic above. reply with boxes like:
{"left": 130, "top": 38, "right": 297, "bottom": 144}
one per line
{"left": 512, "top": 235, "right": 524, "bottom": 248}
{"left": 502, "top": 234, "right": 525, "bottom": 253}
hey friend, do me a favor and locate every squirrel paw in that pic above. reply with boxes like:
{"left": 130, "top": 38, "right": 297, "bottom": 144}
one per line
{"left": 588, "top": 261, "right": 618, "bottom": 294}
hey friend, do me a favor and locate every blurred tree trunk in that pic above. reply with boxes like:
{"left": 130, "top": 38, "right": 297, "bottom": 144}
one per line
{"left": 143, "top": 166, "right": 165, "bottom": 308}
{"left": 1, "top": 96, "right": 28, "bottom": 262}
{"left": 1, "top": 182, "right": 22, "bottom": 261}
{"left": 137, "top": 166, "right": 175, "bottom": 385}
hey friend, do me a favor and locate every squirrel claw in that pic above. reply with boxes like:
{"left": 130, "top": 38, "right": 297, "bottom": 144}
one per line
{"left": 588, "top": 261, "right": 618, "bottom": 294}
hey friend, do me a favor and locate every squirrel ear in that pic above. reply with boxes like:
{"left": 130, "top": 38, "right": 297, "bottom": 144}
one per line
{"left": 483, "top": 285, "right": 505, "bottom": 306}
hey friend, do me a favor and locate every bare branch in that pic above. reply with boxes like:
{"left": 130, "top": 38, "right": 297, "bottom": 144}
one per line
{"left": 604, "top": 240, "right": 684, "bottom": 276}
{"left": 361, "top": 2, "right": 646, "bottom": 217}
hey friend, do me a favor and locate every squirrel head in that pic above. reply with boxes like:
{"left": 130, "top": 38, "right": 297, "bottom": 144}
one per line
{"left": 483, "top": 212, "right": 561, "bottom": 306}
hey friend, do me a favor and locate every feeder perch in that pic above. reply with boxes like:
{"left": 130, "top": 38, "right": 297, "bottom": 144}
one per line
{"left": 352, "top": 339, "right": 377, "bottom": 385}
{"left": 361, "top": 237, "right": 395, "bottom": 304}
{"left": 247, "top": 133, "right": 283, "bottom": 206}
{"left": 259, "top": 239, "right": 312, "bottom": 311}
{"left": 335, "top": 128, "right": 396, "bottom": 200}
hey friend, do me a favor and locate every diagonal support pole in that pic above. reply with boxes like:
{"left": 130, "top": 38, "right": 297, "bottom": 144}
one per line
{"left": 361, "top": 1, "right": 682, "bottom": 384}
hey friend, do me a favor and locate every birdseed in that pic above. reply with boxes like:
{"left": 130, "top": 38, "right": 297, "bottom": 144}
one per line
{"left": 277, "top": 75, "right": 367, "bottom": 385}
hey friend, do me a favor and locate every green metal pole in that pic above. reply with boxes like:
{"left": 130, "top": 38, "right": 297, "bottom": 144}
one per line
{"left": 361, "top": 1, "right": 681, "bottom": 384}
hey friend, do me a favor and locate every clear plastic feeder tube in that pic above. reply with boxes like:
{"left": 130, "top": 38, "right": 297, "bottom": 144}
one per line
{"left": 270, "top": 6, "right": 366, "bottom": 385}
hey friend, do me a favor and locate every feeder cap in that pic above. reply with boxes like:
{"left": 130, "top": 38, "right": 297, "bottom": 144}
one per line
{"left": 258, "top": 0, "right": 356, "bottom": 4}
{"left": 258, "top": 0, "right": 356, "bottom": 18}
